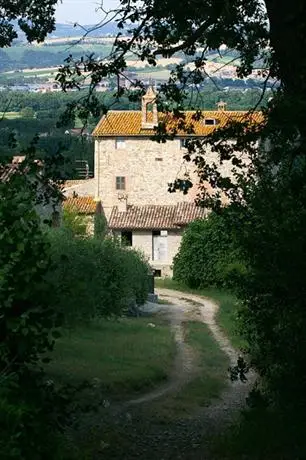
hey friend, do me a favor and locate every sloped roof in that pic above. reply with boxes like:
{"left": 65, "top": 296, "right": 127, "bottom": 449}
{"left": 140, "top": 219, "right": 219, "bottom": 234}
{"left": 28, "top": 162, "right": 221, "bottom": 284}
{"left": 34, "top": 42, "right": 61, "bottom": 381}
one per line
{"left": 63, "top": 196, "right": 97, "bottom": 214}
{"left": 109, "top": 202, "right": 206, "bottom": 230}
{"left": 0, "top": 164, "right": 19, "bottom": 182}
{"left": 92, "top": 110, "right": 263, "bottom": 137}
{"left": 173, "top": 202, "right": 207, "bottom": 225}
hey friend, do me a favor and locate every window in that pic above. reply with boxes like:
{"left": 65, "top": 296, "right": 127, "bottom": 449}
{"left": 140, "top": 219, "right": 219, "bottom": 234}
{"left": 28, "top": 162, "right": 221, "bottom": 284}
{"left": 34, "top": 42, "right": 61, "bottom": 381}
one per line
{"left": 155, "top": 157, "right": 163, "bottom": 161}
{"left": 153, "top": 269, "right": 162, "bottom": 277}
{"left": 115, "top": 138, "right": 126, "bottom": 149}
{"left": 204, "top": 118, "right": 216, "bottom": 126}
{"left": 116, "top": 176, "right": 126, "bottom": 190}
{"left": 121, "top": 231, "right": 132, "bottom": 246}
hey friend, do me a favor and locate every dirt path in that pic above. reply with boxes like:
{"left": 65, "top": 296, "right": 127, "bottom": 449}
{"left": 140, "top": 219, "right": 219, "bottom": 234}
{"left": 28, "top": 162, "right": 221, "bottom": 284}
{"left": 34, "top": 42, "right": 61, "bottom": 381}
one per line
{"left": 154, "top": 289, "right": 255, "bottom": 428}
{"left": 75, "top": 289, "right": 254, "bottom": 459}
{"left": 128, "top": 302, "right": 197, "bottom": 405}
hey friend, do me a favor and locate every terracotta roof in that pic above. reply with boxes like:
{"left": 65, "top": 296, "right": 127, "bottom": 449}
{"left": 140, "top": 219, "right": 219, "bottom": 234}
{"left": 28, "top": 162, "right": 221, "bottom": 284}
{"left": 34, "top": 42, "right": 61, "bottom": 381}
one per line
{"left": 92, "top": 110, "right": 263, "bottom": 137}
{"left": 109, "top": 203, "right": 206, "bottom": 230}
{"left": 173, "top": 202, "right": 207, "bottom": 225}
{"left": 63, "top": 196, "right": 97, "bottom": 214}
{"left": 0, "top": 164, "right": 19, "bottom": 182}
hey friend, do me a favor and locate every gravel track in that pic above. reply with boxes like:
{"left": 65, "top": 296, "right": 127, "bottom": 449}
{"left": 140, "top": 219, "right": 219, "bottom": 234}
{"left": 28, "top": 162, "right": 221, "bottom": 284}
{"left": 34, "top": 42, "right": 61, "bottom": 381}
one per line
{"left": 76, "top": 289, "right": 254, "bottom": 459}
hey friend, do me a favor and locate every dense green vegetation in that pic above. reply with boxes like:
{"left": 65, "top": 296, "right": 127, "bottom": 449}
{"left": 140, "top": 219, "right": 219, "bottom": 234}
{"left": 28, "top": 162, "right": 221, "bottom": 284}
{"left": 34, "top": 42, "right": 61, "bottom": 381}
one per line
{"left": 173, "top": 212, "right": 244, "bottom": 289}
{"left": 46, "top": 227, "right": 150, "bottom": 325}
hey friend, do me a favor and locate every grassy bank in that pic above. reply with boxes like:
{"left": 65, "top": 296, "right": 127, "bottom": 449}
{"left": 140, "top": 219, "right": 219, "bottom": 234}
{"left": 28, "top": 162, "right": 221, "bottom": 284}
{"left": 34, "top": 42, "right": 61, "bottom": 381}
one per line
{"left": 47, "top": 315, "right": 175, "bottom": 399}
{"left": 155, "top": 278, "right": 244, "bottom": 349}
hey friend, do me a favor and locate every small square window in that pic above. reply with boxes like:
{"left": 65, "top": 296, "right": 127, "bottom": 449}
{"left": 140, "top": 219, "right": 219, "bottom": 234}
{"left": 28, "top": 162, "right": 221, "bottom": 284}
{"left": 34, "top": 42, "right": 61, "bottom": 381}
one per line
{"left": 115, "top": 138, "right": 126, "bottom": 149}
{"left": 204, "top": 119, "right": 216, "bottom": 126}
{"left": 116, "top": 176, "right": 126, "bottom": 190}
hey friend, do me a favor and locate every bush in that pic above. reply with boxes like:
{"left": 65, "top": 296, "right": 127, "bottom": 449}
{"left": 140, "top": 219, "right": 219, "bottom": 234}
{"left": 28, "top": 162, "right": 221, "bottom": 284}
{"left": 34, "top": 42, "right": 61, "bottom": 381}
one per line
{"left": 173, "top": 211, "right": 244, "bottom": 289}
{"left": 45, "top": 228, "right": 150, "bottom": 326}
{"left": 0, "top": 164, "right": 67, "bottom": 459}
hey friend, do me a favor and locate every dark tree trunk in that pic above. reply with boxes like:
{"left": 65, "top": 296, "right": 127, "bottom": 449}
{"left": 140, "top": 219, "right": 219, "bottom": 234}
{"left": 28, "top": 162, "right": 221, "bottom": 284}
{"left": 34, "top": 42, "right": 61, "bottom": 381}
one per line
{"left": 265, "top": 0, "right": 306, "bottom": 93}
{"left": 265, "top": 0, "right": 306, "bottom": 141}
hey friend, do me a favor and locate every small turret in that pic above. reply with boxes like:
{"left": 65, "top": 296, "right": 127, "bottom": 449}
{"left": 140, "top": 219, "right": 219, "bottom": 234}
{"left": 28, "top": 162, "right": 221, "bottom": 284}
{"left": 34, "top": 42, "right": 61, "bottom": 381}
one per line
{"left": 141, "top": 86, "right": 158, "bottom": 129}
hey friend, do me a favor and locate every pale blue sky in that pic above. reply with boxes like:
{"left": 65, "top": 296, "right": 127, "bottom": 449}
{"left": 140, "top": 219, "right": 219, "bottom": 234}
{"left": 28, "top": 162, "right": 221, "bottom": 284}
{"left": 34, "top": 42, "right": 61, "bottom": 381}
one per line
{"left": 56, "top": 0, "right": 118, "bottom": 25}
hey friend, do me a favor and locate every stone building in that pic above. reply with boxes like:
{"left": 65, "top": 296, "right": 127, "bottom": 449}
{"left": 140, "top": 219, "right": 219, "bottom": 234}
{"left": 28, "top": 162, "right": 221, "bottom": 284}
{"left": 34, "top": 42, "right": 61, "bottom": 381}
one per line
{"left": 91, "top": 87, "right": 261, "bottom": 276}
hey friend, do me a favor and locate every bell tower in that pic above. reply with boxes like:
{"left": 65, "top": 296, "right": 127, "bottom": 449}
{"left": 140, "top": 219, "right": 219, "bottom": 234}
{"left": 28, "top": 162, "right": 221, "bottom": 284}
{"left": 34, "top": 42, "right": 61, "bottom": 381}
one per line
{"left": 217, "top": 100, "right": 227, "bottom": 111}
{"left": 141, "top": 86, "right": 158, "bottom": 129}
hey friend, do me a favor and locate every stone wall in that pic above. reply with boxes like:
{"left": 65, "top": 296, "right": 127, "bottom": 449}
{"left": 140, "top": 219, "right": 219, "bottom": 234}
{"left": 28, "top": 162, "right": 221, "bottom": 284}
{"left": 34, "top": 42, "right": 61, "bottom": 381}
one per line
{"left": 95, "top": 137, "right": 239, "bottom": 217}
{"left": 64, "top": 179, "right": 96, "bottom": 197}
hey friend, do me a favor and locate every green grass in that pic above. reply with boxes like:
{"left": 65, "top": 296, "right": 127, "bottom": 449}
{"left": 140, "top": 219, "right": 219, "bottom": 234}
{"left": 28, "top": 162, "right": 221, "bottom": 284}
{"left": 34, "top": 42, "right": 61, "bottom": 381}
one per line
{"left": 46, "top": 315, "right": 175, "bottom": 399}
{"left": 183, "top": 320, "right": 229, "bottom": 405}
{"left": 156, "top": 278, "right": 245, "bottom": 349}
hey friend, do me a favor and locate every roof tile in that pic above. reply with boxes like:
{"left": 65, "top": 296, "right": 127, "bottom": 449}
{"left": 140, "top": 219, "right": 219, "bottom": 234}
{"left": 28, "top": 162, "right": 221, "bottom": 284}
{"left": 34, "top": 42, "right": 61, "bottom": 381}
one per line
{"left": 92, "top": 110, "right": 263, "bottom": 137}
{"left": 63, "top": 196, "right": 97, "bottom": 214}
{"left": 109, "top": 203, "right": 206, "bottom": 230}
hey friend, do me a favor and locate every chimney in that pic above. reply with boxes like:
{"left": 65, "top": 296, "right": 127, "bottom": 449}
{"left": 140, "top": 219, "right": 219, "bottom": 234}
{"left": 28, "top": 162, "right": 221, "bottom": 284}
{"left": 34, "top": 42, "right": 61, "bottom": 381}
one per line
{"left": 141, "top": 86, "right": 158, "bottom": 129}
{"left": 118, "top": 194, "right": 128, "bottom": 212}
{"left": 217, "top": 100, "right": 227, "bottom": 111}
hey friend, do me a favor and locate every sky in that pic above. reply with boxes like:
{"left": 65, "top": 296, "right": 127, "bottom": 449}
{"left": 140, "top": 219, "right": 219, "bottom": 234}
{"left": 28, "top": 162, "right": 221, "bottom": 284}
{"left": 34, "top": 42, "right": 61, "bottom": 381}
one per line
{"left": 55, "top": 0, "right": 118, "bottom": 25}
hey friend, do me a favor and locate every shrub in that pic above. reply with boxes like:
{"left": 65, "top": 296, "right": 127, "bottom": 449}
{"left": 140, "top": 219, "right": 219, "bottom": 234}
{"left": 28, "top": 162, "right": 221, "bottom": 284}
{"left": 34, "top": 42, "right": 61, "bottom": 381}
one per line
{"left": 45, "top": 228, "right": 150, "bottom": 325}
{"left": 173, "top": 210, "right": 244, "bottom": 288}
{"left": 62, "top": 206, "right": 88, "bottom": 237}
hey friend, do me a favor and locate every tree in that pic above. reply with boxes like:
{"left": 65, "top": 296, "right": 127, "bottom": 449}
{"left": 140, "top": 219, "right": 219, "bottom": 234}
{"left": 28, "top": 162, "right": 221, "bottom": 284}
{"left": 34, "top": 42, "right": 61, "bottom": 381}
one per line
{"left": 20, "top": 106, "right": 35, "bottom": 119}
{"left": 0, "top": 0, "right": 58, "bottom": 47}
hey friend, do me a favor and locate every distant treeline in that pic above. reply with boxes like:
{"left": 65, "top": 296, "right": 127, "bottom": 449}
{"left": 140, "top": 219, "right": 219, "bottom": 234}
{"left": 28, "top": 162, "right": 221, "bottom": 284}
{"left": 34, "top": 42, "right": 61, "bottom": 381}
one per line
{"left": 0, "top": 86, "right": 269, "bottom": 114}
